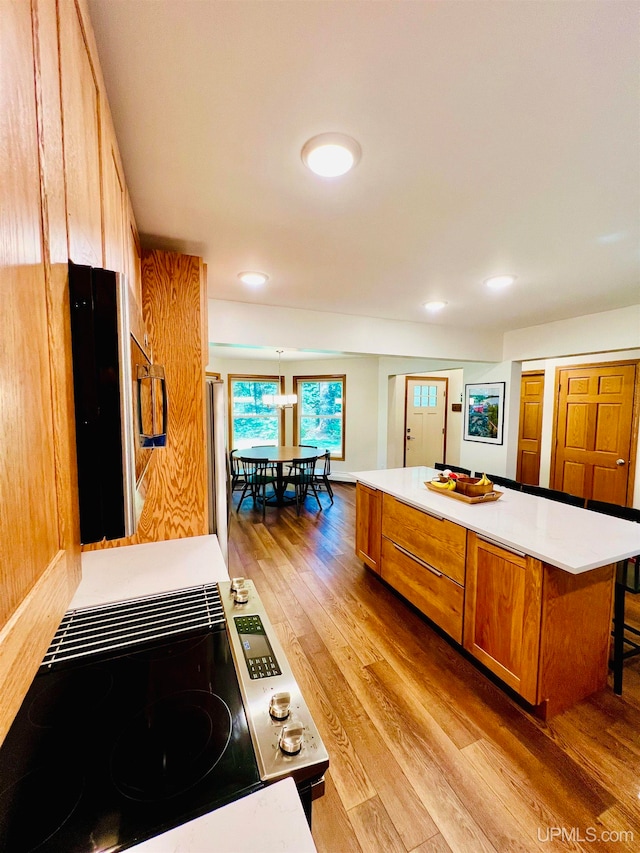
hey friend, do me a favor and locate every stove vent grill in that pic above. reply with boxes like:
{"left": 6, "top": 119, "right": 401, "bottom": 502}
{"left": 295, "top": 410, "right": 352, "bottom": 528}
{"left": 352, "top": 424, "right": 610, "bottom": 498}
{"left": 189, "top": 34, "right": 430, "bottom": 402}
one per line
{"left": 41, "top": 584, "right": 225, "bottom": 668}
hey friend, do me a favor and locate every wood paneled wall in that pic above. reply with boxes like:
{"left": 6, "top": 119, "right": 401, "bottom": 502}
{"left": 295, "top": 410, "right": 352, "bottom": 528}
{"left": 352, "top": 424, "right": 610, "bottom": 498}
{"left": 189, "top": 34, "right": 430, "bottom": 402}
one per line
{"left": 2, "top": 0, "right": 209, "bottom": 746}
{"left": 137, "top": 250, "right": 209, "bottom": 541}
{"left": 84, "top": 250, "right": 210, "bottom": 548}
{"left": 0, "top": 0, "right": 81, "bottom": 747}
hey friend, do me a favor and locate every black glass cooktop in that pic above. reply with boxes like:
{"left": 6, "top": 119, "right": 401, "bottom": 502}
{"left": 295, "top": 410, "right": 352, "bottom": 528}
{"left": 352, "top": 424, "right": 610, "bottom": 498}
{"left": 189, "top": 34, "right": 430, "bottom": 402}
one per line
{"left": 0, "top": 626, "right": 261, "bottom": 852}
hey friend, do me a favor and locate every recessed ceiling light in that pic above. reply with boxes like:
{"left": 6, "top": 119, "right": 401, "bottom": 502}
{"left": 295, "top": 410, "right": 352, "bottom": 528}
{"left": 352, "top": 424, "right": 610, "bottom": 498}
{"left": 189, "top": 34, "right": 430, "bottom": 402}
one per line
{"left": 301, "top": 133, "right": 361, "bottom": 177}
{"left": 424, "top": 301, "right": 447, "bottom": 312}
{"left": 485, "top": 275, "right": 516, "bottom": 290}
{"left": 238, "top": 271, "right": 269, "bottom": 286}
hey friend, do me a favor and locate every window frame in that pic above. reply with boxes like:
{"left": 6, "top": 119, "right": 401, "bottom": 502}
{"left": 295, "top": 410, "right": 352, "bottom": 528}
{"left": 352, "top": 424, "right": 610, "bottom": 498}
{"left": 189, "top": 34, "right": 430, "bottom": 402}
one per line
{"left": 293, "top": 374, "right": 346, "bottom": 461}
{"left": 227, "top": 373, "right": 284, "bottom": 450}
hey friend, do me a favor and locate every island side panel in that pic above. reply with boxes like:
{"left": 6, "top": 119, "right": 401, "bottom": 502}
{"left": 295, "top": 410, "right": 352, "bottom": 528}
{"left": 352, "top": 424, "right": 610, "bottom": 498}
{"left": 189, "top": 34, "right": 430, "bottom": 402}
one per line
{"left": 355, "top": 483, "right": 382, "bottom": 573}
{"left": 536, "top": 563, "right": 615, "bottom": 718}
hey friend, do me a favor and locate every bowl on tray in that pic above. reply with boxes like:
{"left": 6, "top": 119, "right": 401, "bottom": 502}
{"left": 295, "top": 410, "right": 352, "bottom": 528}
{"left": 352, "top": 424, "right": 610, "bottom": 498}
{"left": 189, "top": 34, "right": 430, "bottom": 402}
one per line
{"left": 453, "top": 476, "right": 494, "bottom": 497}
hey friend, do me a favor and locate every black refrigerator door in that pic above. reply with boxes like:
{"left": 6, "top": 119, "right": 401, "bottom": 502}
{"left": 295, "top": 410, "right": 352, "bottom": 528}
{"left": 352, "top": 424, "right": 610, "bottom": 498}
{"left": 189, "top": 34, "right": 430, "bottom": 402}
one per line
{"left": 68, "top": 262, "right": 126, "bottom": 543}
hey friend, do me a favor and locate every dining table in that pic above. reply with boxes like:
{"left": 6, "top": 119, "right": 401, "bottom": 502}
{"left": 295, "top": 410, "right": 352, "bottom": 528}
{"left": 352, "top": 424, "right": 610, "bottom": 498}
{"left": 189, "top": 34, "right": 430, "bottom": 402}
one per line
{"left": 238, "top": 445, "right": 319, "bottom": 506}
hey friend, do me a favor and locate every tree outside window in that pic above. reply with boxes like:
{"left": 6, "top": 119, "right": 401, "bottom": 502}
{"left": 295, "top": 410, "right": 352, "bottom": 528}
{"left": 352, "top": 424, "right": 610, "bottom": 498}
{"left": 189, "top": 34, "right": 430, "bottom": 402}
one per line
{"left": 294, "top": 376, "right": 345, "bottom": 460}
{"left": 228, "top": 376, "right": 282, "bottom": 449}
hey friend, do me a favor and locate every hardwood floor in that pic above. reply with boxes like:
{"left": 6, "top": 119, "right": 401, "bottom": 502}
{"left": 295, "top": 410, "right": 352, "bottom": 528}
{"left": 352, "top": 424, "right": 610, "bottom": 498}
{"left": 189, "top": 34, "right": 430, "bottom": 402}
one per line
{"left": 228, "top": 484, "right": 640, "bottom": 853}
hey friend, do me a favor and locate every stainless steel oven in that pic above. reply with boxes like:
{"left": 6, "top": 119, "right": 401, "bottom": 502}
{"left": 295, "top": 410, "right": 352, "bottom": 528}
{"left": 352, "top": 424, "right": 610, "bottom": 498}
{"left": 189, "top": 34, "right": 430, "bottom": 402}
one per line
{"left": 0, "top": 581, "right": 328, "bottom": 852}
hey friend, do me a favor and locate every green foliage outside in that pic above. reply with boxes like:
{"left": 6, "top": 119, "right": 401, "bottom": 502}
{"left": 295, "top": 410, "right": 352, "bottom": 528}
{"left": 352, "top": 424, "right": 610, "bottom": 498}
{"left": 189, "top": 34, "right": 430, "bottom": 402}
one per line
{"left": 300, "top": 380, "right": 343, "bottom": 454}
{"left": 230, "top": 378, "right": 344, "bottom": 454}
{"left": 231, "top": 380, "right": 280, "bottom": 447}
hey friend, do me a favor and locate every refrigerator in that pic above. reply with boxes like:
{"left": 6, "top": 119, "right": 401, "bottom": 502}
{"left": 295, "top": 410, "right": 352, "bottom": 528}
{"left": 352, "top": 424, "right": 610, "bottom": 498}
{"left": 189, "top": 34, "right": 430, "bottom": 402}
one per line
{"left": 205, "top": 378, "right": 230, "bottom": 564}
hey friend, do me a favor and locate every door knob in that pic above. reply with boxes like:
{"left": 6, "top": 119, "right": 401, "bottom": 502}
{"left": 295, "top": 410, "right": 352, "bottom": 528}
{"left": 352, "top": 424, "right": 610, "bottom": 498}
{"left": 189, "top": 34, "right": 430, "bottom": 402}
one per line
{"left": 616, "top": 459, "right": 626, "bottom": 466}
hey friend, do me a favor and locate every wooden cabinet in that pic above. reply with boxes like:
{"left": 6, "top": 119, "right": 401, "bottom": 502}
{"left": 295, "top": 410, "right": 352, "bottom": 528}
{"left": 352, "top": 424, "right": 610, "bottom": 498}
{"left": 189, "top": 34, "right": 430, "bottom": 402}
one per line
{"left": 381, "top": 538, "right": 464, "bottom": 643}
{"left": 463, "top": 533, "right": 542, "bottom": 704}
{"left": 2, "top": 0, "right": 159, "bottom": 746}
{"left": 355, "top": 488, "right": 615, "bottom": 716}
{"left": 374, "top": 494, "right": 466, "bottom": 641}
{"left": 59, "top": 0, "right": 103, "bottom": 267}
{"left": 1, "top": 0, "right": 81, "bottom": 747}
{"left": 355, "top": 483, "right": 382, "bottom": 572}
{"left": 382, "top": 493, "right": 466, "bottom": 585}
{"left": 464, "top": 532, "right": 615, "bottom": 714}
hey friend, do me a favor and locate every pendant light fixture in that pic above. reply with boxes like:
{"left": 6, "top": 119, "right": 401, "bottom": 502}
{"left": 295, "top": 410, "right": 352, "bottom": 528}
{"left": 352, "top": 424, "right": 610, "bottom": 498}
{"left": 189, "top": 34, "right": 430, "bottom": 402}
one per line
{"left": 262, "top": 350, "right": 297, "bottom": 408}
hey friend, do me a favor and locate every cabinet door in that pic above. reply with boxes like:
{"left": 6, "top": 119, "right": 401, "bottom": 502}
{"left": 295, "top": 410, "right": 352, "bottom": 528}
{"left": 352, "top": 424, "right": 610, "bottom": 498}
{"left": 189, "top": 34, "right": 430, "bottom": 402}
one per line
{"left": 59, "top": 0, "right": 103, "bottom": 266}
{"left": 463, "top": 533, "right": 542, "bottom": 704}
{"left": 103, "top": 129, "right": 126, "bottom": 274}
{"left": 355, "top": 483, "right": 382, "bottom": 573}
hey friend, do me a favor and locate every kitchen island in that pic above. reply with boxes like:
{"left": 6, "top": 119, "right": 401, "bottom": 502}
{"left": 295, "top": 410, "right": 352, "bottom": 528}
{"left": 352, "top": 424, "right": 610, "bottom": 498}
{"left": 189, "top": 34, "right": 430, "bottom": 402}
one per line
{"left": 354, "top": 467, "right": 640, "bottom": 717}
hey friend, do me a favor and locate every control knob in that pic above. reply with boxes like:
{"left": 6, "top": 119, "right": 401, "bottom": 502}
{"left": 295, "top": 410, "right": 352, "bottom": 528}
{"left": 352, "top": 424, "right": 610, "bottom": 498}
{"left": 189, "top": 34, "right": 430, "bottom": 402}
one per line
{"left": 269, "top": 691, "right": 291, "bottom": 720}
{"left": 279, "top": 721, "right": 304, "bottom": 755}
{"left": 233, "top": 584, "right": 249, "bottom": 604}
{"left": 230, "top": 576, "right": 245, "bottom": 592}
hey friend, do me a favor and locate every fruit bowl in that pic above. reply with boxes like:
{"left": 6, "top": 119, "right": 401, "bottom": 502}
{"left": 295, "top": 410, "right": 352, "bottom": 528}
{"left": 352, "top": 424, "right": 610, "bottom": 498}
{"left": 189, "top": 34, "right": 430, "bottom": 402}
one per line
{"left": 454, "top": 476, "right": 494, "bottom": 497}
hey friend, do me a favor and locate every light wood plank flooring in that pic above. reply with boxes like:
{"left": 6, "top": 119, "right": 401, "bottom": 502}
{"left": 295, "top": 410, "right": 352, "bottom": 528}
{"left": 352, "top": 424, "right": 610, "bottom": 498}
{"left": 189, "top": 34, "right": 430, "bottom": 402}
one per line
{"left": 229, "top": 483, "right": 640, "bottom": 853}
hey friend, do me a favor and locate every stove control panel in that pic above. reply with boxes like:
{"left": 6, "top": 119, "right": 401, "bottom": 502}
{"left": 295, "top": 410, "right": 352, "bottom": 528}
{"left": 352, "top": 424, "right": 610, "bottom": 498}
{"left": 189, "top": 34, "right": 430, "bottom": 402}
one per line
{"left": 219, "top": 579, "right": 329, "bottom": 785}
{"left": 234, "top": 614, "right": 282, "bottom": 679}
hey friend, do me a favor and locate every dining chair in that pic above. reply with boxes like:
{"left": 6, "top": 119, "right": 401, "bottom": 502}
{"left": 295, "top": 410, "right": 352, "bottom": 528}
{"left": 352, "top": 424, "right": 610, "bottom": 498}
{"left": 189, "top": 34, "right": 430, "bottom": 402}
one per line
{"left": 229, "top": 449, "right": 244, "bottom": 494}
{"left": 586, "top": 499, "right": 640, "bottom": 694}
{"left": 476, "top": 473, "right": 522, "bottom": 491}
{"left": 236, "top": 458, "right": 276, "bottom": 520}
{"left": 520, "top": 484, "right": 585, "bottom": 507}
{"left": 434, "top": 462, "right": 471, "bottom": 476}
{"left": 313, "top": 450, "right": 334, "bottom": 505}
{"left": 285, "top": 457, "right": 322, "bottom": 516}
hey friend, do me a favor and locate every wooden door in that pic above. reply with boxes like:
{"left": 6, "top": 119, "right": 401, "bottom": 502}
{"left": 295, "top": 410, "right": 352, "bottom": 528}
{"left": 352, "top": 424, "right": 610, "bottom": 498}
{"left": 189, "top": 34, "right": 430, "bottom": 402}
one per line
{"left": 404, "top": 378, "right": 447, "bottom": 467}
{"left": 516, "top": 371, "right": 544, "bottom": 485}
{"left": 355, "top": 483, "right": 382, "bottom": 573}
{"left": 552, "top": 363, "right": 637, "bottom": 504}
{"left": 463, "top": 534, "right": 542, "bottom": 704}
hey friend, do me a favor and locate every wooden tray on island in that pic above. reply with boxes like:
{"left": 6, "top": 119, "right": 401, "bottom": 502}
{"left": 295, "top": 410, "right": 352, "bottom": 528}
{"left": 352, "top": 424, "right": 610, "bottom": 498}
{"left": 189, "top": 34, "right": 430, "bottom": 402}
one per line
{"left": 425, "top": 481, "right": 503, "bottom": 504}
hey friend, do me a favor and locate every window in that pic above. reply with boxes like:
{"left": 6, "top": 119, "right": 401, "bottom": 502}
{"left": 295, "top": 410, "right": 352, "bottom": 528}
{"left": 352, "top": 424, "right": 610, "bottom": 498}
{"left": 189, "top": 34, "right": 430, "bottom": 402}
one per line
{"left": 228, "top": 375, "right": 283, "bottom": 450}
{"left": 413, "top": 384, "right": 438, "bottom": 408}
{"left": 294, "top": 375, "right": 345, "bottom": 460}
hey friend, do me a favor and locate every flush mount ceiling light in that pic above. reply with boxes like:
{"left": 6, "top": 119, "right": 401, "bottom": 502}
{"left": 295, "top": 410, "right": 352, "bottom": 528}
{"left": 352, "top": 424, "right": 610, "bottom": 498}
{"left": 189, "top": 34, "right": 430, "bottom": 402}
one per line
{"left": 301, "top": 133, "right": 361, "bottom": 177}
{"left": 485, "top": 275, "right": 516, "bottom": 290}
{"left": 424, "top": 301, "right": 448, "bottom": 312}
{"left": 238, "top": 271, "right": 269, "bottom": 286}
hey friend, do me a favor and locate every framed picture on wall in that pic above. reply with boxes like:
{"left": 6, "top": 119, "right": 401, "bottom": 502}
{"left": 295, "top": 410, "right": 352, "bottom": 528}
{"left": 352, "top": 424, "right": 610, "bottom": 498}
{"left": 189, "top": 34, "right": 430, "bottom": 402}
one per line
{"left": 463, "top": 382, "right": 505, "bottom": 444}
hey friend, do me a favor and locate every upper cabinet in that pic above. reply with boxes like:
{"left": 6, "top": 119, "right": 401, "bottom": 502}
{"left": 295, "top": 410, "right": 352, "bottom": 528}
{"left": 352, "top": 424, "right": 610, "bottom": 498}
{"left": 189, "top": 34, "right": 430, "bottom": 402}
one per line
{"left": 59, "top": 0, "right": 103, "bottom": 267}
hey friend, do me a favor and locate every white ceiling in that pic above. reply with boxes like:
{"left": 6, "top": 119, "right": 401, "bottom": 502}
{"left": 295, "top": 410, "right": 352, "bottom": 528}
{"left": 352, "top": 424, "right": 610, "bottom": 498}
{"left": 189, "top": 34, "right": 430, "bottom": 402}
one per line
{"left": 89, "top": 0, "right": 639, "bottom": 336}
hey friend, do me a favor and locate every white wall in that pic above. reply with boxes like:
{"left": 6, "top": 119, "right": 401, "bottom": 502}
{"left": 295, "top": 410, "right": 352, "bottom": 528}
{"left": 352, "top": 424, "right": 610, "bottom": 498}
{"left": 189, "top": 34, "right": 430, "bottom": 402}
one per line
{"left": 503, "top": 306, "right": 640, "bottom": 361}
{"left": 208, "top": 299, "right": 640, "bottom": 504}
{"left": 207, "top": 353, "right": 379, "bottom": 478}
{"left": 209, "top": 299, "right": 502, "bottom": 361}
{"left": 458, "top": 361, "right": 522, "bottom": 478}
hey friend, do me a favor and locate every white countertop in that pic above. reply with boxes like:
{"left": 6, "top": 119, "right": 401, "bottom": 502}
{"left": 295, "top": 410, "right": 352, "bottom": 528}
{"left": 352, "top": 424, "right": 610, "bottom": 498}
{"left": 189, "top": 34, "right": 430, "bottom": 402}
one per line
{"left": 353, "top": 467, "right": 640, "bottom": 574}
{"left": 131, "top": 778, "right": 317, "bottom": 853}
{"left": 72, "top": 534, "right": 229, "bottom": 609}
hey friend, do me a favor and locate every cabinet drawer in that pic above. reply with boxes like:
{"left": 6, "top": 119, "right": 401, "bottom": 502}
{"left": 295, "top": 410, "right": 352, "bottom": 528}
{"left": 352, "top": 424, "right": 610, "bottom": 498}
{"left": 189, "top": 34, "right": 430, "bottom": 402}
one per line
{"left": 381, "top": 537, "right": 464, "bottom": 643}
{"left": 382, "top": 493, "right": 466, "bottom": 585}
